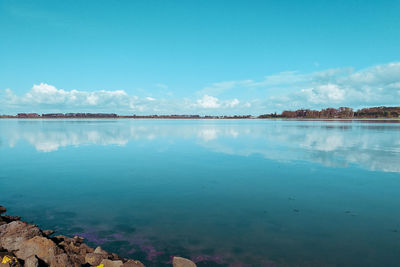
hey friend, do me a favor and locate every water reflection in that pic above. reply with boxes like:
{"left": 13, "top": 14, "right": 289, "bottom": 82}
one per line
{"left": 1, "top": 119, "right": 400, "bottom": 172}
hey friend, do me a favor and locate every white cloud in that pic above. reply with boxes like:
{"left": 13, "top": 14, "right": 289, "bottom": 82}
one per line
{"left": 300, "top": 84, "right": 345, "bottom": 104}
{"left": 1, "top": 62, "right": 400, "bottom": 115}
{"left": 224, "top": 98, "right": 240, "bottom": 108}
{"left": 196, "top": 95, "right": 220, "bottom": 108}
{"left": 195, "top": 62, "right": 400, "bottom": 111}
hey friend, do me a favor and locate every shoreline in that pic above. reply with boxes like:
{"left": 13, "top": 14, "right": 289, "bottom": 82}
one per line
{"left": 0, "top": 205, "right": 196, "bottom": 267}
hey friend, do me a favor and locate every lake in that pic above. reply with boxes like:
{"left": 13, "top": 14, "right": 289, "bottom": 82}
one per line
{"left": 0, "top": 119, "right": 399, "bottom": 267}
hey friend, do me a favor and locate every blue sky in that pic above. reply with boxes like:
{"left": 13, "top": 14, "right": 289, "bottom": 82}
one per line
{"left": 1, "top": 0, "right": 400, "bottom": 115}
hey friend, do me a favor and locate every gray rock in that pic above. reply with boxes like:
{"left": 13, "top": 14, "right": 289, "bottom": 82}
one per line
{"left": 94, "top": 246, "right": 109, "bottom": 255}
{"left": 100, "top": 259, "right": 124, "bottom": 267}
{"left": 24, "top": 255, "right": 39, "bottom": 267}
{"left": 0, "top": 221, "right": 42, "bottom": 251}
{"left": 172, "top": 257, "right": 197, "bottom": 267}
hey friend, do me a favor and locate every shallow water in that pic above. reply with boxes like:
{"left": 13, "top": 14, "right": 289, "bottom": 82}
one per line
{"left": 0, "top": 119, "right": 399, "bottom": 266}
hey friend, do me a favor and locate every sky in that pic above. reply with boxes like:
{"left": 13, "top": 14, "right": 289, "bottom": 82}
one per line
{"left": 0, "top": 0, "right": 400, "bottom": 115}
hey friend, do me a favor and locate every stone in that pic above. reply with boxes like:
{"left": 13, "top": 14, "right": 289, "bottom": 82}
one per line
{"left": 172, "top": 256, "right": 197, "bottom": 267}
{"left": 84, "top": 253, "right": 108, "bottom": 266}
{"left": 0, "top": 206, "right": 6, "bottom": 214}
{"left": 24, "top": 255, "right": 39, "bottom": 267}
{"left": 68, "top": 254, "right": 85, "bottom": 267}
{"left": 42, "top": 230, "right": 55, "bottom": 237}
{"left": 59, "top": 241, "right": 80, "bottom": 255}
{"left": 72, "top": 236, "right": 84, "bottom": 244}
{"left": 0, "top": 221, "right": 42, "bottom": 251}
{"left": 99, "top": 259, "right": 123, "bottom": 267}
{"left": 15, "top": 236, "right": 61, "bottom": 264}
{"left": 79, "top": 243, "right": 94, "bottom": 254}
{"left": 1, "top": 215, "right": 21, "bottom": 223}
{"left": 121, "top": 259, "right": 146, "bottom": 267}
{"left": 94, "top": 246, "right": 108, "bottom": 255}
{"left": 49, "top": 253, "right": 74, "bottom": 267}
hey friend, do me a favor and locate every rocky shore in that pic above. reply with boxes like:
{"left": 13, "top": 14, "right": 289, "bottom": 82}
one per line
{"left": 0, "top": 206, "right": 196, "bottom": 267}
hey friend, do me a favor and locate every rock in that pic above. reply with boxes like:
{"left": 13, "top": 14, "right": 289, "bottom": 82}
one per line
{"left": 24, "top": 255, "right": 39, "bottom": 267}
{"left": 172, "top": 256, "right": 197, "bottom": 267}
{"left": 59, "top": 241, "right": 81, "bottom": 255}
{"left": 68, "top": 254, "right": 86, "bottom": 267}
{"left": 72, "top": 236, "right": 84, "bottom": 244}
{"left": 122, "top": 259, "right": 146, "bottom": 267}
{"left": 84, "top": 253, "right": 108, "bottom": 266}
{"left": 49, "top": 253, "right": 74, "bottom": 267}
{"left": 51, "top": 235, "right": 72, "bottom": 244}
{"left": 94, "top": 246, "right": 108, "bottom": 255}
{"left": 42, "top": 230, "right": 55, "bottom": 237}
{"left": 1, "top": 215, "right": 21, "bottom": 223}
{"left": 110, "top": 253, "right": 122, "bottom": 261}
{"left": 15, "top": 236, "right": 61, "bottom": 264}
{"left": 0, "top": 206, "right": 6, "bottom": 214}
{"left": 79, "top": 243, "right": 94, "bottom": 254}
{"left": 99, "top": 259, "right": 123, "bottom": 267}
{"left": 0, "top": 221, "right": 42, "bottom": 251}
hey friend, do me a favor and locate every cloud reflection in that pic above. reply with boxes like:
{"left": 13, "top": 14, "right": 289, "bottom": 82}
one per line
{"left": 2, "top": 119, "right": 400, "bottom": 172}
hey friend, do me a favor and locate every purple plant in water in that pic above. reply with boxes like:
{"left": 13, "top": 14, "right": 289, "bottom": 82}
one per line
{"left": 110, "top": 233, "right": 124, "bottom": 239}
{"left": 139, "top": 244, "right": 164, "bottom": 261}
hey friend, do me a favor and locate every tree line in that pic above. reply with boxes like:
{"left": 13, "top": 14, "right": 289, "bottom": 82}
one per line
{"left": 259, "top": 106, "right": 400, "bottom": 118}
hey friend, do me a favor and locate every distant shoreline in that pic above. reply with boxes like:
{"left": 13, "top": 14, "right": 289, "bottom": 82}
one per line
{"left": 1, "top": 106, "right": 399, "bottom": 119}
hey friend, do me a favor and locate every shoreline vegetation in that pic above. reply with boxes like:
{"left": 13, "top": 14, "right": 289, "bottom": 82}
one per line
{"left": 0, "top": 206, "right": 197, "bottom": 267}
{"left": 0, "top": 106, "right": 399, "bottom": 119}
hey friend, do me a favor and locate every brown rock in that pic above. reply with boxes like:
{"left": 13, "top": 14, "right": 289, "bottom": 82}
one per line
{"left": 59, "top": 241, "right": 81, "bottom": 254}
{"left": 68, "top": 254, "right": 85, "bottom": 267}
{"left": 79, "top": 243, "right": 94, "bottom": 254}
{"left": 121, "top": 259, "right": 146, "bottom": 267}
{"left": 24, "top": 255, "right": 39, "bottom": 267}
{"left": 0, "top": 221, "right": 42, "bottom": 251}
{"left": 42, "top": 230, "right": 55, "bottom": 237}
{"left": 51, "top": 235, "right": 72, "bottom": 244}
{"left": 15, "top": 236, "right": 61, "bottom": 264}
{"left": 99, "top": 259, "right": 123, "bottom": 267}
{"left": 172, "top": 257, "right": 197, "bottom": 267}
{"left": 49, "top": 253, "right": 74, "bottom": 267}
{"left": 0, "top": 206, "right": 6, "bottom": 214}
{"left": 84, "top": 253, "right": 108, "bottom": 266}
{"left": 72, "top": 236, "right": 84, "bottom": 244}
{"left": 110, "top": 253, "right": 123, "bottom": 261}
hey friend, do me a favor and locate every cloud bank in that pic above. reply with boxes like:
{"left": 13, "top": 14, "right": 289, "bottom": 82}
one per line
{"left": 1, "top": 62, "right": 400, "bottom": 114}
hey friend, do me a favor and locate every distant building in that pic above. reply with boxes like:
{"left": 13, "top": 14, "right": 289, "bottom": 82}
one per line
{"left": 17, "top": 113, "right": 40, "bottom": 118}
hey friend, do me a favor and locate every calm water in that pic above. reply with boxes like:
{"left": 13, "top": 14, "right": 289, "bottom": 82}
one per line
{"left": 1, "top": 119, "right": 400, "bottom": 267}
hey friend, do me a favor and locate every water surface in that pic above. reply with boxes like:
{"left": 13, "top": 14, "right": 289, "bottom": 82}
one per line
{"left": 0, "top": 119, "right": 399, "bottom": 266}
